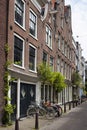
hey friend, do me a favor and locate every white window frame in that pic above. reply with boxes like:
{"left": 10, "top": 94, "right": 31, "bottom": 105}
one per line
{"left": 14, "top": 0, "right": 25, "bottom": 29}
{"left": 46, "top": 25, "right": 52, "bottom": 49}
{"left": 29, "top": 44, "right": 37, "bottom": 72}
{"left": 29, "top": 9, "right": 37, "bottom": 39}
{"left": 14, "top": 33, "right": 24, "bottom": 68}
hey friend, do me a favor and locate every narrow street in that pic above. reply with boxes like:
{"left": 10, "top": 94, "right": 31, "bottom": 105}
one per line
{"left": 0, "top": 102, "right": 87, "bottom": 130}
{"left": 40, "top": 102, "right": 87, "bottom": 130}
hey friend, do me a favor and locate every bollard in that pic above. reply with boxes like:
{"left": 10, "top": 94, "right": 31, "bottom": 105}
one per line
{"left": 35, "top": 111, "right": 39, "bottom": 130}
{"left": 73, "top": 101, "right": 75, "bottom": 108}
{"left": 76, "top": 100, "right": 77, "bottom": 106}
{"left": 64, "top": 103, "right": 66, "bottom": 113}
{"left": 69, "top": 102, "right": 71, "bottom": 110}
{"left": 15, "top": 118, "right": 19, "bottom": 130}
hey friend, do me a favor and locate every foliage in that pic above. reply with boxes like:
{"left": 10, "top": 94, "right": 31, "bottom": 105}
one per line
{"left": 2, "top": 44, "right": 15, "bottom": 125}
{"left": 37, "top": 63, "right": 52, "bottom": 84}
{"left": 71, "top": 71, "right": 82, "bottom": 86}
{"left": 4, "top": 104, "right": 15, "bottom": 114}
{"left": 50, "top": 72, "right": 66, "bottom": 92}
{"left": 4, "top": 43, "right": 10, "bottom": 54}
{"left": 37, "top": 63, "right": 66, "bottom": 92}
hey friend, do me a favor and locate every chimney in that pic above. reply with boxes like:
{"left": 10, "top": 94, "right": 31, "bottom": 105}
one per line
{"left": 51, "top": 0, "right": 56, "bottom": 9}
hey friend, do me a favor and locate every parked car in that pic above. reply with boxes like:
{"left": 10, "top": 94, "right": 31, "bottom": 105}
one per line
{"left": 81, "top": 95, "right": 87, "bottom": 103}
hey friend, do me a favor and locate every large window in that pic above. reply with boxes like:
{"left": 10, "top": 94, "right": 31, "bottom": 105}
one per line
{"left": 29, "top": 10, "right": 37, "bottom": 37}
{"left": 29, "top": 45, "right": 36, "bottom": 71}
{"left": 14, "top": 34, "right": 24, "bottom": 67}
{"left": 46, "top": 25, "right": 52, "bottom": 48}
{"left": 15, "top": 0, "right": 25, "bottom": 27}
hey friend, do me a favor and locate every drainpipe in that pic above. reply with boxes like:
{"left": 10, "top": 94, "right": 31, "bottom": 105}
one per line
{"left": 6, "top": 0, "right": 9, "bottom": 48}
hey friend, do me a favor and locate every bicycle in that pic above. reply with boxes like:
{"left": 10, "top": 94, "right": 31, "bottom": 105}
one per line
{"left": 27, "top": 101, "right": 55, "bottom": 120}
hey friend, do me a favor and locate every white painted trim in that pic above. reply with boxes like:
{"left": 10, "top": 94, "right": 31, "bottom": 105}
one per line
{"left": 14, "top": 33, "right": 25, "bottom": 68}
{"left": 29, "top": 8, "right": 37, "bottom": 39}
{"left": 31, "top": 0, "right": 41, "bottom": 12}
{"left": 14, "top": 0, "right": 26, "bottom": 29}
{"left": 29, "top": 43, "right": 37, "bottom": 72}
{"left": 17, "top": 78, "right": 20, "bottom": 119}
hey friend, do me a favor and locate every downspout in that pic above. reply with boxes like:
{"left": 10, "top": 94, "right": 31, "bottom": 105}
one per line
{"left": 6, "top": 0, "right": 9, "bottom": 50}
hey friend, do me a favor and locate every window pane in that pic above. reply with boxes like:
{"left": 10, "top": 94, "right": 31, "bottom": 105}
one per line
{"left": 29, "top": 11, "right": 36, "bottom": 37}
{"left": 43, "top": 52, "right": 47, "bottom": 63}
{"left": 46, "top": 25, "right": 52, "bottom": 48}
{"left": 15, "top": 0, "right": 24, "bottom": 26}
{"left": 29, "top": 46, "right": 35, "bottom": 71}
{"left": 14, "top": 36, "right": 23, "bottom": 66}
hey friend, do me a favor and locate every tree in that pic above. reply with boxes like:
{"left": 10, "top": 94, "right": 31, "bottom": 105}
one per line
{"left": 71, "top": 71, "right": 81, "bottom": 86}
{"left": 37, "top": 63, "right": 52, "bottom": 85}
{"left": 37, "top": 63, "right": 66, "bottom": 92}
{"left": 49, "top": 72, "right": 66, "bottom": 92}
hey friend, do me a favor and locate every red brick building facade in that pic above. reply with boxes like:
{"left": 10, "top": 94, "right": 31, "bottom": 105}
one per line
{"left": 0, "top": 0, "right": 9, "bottom": 123}
{"left": 0, "top": 0, "right": 76, "bottom": 123}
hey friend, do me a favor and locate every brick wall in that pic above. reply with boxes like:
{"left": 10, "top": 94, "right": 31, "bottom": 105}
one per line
{"left": 0, "top": 0, "right": 7, "bottom": 124}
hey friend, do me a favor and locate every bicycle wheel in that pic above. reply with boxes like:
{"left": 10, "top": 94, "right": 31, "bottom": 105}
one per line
{"left": 46, "top": 107, "right": 55, "bottom": 120}
{"left": 39, "top": 107, "right": 46, "bottom": 119}
{"left": 27, "top": 107, "right": 36, "bottom": 118}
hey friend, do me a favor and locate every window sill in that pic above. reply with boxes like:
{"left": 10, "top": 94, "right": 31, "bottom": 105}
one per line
{"left": 29, "top": 33, "right": 38, "bottom": 41}
{"left": 14, "top": 21, "right": 26, "bottom": 31}
{"left": 13, "top": 64, "right": 25, "bottom": 70}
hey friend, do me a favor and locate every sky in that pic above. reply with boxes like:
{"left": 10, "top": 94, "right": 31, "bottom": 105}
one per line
{"left": 65, "top": 0, "right": 87, "bottom": 60}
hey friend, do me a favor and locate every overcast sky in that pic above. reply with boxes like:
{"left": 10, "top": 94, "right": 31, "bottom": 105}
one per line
{"left": 65, "top": 0, "right": 87, "bottom": 60}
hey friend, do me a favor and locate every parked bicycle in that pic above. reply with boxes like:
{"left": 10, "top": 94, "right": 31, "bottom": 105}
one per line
{"left": 51, "top": 104, "right": 63, "bottom": 117}
{"left": 27, "top": 101, "right": 55, "bottom": 120}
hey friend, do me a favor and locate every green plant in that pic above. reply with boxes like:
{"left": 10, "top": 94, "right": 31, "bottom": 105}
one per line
{"left": 50, "top": 72, "right": 66, "bottom": 92}
{"left": 2, "top": 44, "right": 15, "bottom": 125}
{"left": 71, "top": 71, "right": 82, "bottom": 86}
{"left": 37, "top": 63, "right": 66, "bottom": 92}
{"left": 37, "top": 63, "right": 52, "bottom": 84}
{"left": 4, "top": 43, "right": 10, "bottom": 54}
{"left": 14, "top": 61, "right": 22, "bottom": 66}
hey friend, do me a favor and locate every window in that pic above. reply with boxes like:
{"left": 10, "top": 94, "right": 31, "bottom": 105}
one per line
{"left": 29, "top": 45, "right": 36, "bottom": 71}
{"left": 49, "top": 56, "right": 54, "bottom": 71}
{"left": 62, "top": 38, "right": 64, "bottom": 54}
{"left": 14, "top": 34, "right": 24, "bottom": 67}
{"left": 57, "top": 56, "right": 60, "bottom": 72}
{"left": 46, "top": 25, "right": 52, "bottom": 48}
{"left": 15, "top": 0, "right": 25, "bottom": 27}
{"left": 29, "top": 10, "right": 37, "bottom": 37}
{"left": 43, "top": 51, "right": 47, "bottom": 64}
{"left": 61, "top": 60, "right": 63, "bottom": 75}
{"left": 58, "top": 33, "right": 61, "bottom": 49}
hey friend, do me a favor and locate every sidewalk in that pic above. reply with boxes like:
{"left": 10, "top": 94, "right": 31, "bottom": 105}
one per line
{"left": 0, "top": 102, "right": 81, "bottom": 130}
{"left": 0, "top": 117, "right": 53, "bottom": 130}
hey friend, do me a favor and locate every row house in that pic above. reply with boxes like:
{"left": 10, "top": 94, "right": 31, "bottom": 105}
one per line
{"left": 75, "top": 41, "right": 85, "bottom": 98}
{"left": 0, "top": 0, "right": 76, "bottom": 122}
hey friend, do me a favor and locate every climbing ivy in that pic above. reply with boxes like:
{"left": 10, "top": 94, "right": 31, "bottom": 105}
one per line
{"left": 2, "top": 44, "right": 15, "bottom": 125}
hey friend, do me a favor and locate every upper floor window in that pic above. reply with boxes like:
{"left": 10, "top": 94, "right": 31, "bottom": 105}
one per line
{"left": 14, "top": 34, "right": 24, "bottom": 67}
{"left": 58, "top": 33, "right": 61, "bottom": 50}
{"left": 29, "top": 10, "right": 37, "bottom": 38}
{"left": 43, "top": 51, "right": 47, "bottom": 64}
{"left": 29, "top": 44, "right": 36, "bottom": 72}
{"left": 46, "top": 25, "right": 52, "bottom": 48}
{"left": 61, "top": 38, "right": 64, "bottom": 53}
{"left": 49, "top": 56, "right": 54, "bottom": 71}
{"left": 57, "top": 56, "right": 60, "bottom": 72}
{"left": 15, "top": 0, "right": 25, "bottom": 28}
